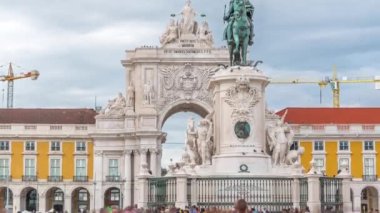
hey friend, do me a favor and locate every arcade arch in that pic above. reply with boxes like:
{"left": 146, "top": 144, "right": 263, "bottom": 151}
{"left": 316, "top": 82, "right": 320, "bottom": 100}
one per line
{"left": 104, "top": 187, "right": 121, "bottom": 209}
{"left": 71, "top": 187, "right": 90, "bottom": 213}
{"left": 361, "top": 186, "right": 378, "bottom": 212}
{"left": 0, "top": 187, "right": 13, "bottom": 210}
{"left": 46, "top": 187, "right": 64, "bottom": 213}
{"left": 20, "top": 187, "right": 38, "bottom": 212}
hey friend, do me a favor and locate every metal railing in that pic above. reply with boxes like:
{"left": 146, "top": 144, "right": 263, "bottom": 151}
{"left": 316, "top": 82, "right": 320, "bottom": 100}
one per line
{"left": 48, "top": 176, "right": 63, "bottom": 182}
{"left": 320, "top": 177, "right": 343, "bottom": 213}
{"left": 299, "top": 178, "right": 308, "bottom": 210}
{"left": 0, "top": 175, "right": 11, "bottom": 181}
{"left": 363, "top": 175, "right": 377, "bottom": 182}
{"left": 194, "top": 177, "right": 293, "bottom": 212}
{"left": 147, "top": 177, "right": 177, "bottom": 208}
{"left": 22, "top": 175, "right": 37, "bottom": 181}
{"left": 73, "top": 176, "right": 88, "bottom": 182}
{"left": 106, "top": 176, "right": 122, "bottom": 182}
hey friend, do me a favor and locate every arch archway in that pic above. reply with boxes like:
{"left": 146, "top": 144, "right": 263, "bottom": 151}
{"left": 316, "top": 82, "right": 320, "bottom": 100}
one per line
{"left": 361, "top": 186, "right": 378, "bottom": 212}
{"left": 104, "top": 187, "right": 121, "bottom": 209}
{"left": 72, "top": 187, "right": 90, "bottom": 213}
{"left": 0, "top": 187, "right": 13, "bottom": 210}
{"left": 20, "top": 187, "right": 38, "bottom": 211}
{"left": 159, "top": 100, "right": 212, "bottom": 129}
{"left": 46, "top": 187, "right": 64, "bottom": 213}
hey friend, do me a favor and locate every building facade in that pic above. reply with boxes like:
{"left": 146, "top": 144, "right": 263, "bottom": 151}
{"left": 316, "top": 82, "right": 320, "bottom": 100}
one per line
{"left": 279, "top": 108, "right": 380, "bottom": 212}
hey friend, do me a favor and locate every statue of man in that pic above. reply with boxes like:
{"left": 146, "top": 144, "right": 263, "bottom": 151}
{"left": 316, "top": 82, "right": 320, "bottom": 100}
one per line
{"left": 197, "top": 118, "right": 213, "bottom": 165}
{"left": 160, "top": 19, "right": 179, "bottom": 45}
{"left": 127, "top": 83, "right": 135, "bottom": 107}
{"left": 143, "top": 81, "right": 154, "bottom": 105}
{"left": 179, "top": 0, "right": 197, "bottom": 35}
{"left": 197, "top": 21, "right": 213, "bottom": 46}
{"left": 267, "top": 110, "right": 294, "bottom": 166}
{"left": 224, "top": 0, "right": 254, "bottom": 45}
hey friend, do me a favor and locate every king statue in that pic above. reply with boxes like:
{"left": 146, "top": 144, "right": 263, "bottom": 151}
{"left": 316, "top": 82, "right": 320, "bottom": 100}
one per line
{"left": 224, "top": 0, "right": 254, "bottom": 66}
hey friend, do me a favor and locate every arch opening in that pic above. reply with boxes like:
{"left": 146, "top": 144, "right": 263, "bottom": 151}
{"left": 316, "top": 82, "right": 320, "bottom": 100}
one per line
{"left": 104, "top": 187, "right": 121, "bottom": 210}
{"left": 46, "top": 187, "right": 64, "bottom": 213}
{"left": 0, "top": 187, "right": 13, "bottom": 210}
{"left": 361, "top": 186, "right": 378, "bottom": 212}
{"left": 72, "top": 187, "right": 90, "bottom": 213}
{"left": 21, "top": 187, "right": 37, "bottom": 212}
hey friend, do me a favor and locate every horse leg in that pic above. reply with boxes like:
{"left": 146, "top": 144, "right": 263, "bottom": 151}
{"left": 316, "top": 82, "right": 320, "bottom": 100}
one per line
{"left": 241, "top": 36, "right": 249, "bottom": 65}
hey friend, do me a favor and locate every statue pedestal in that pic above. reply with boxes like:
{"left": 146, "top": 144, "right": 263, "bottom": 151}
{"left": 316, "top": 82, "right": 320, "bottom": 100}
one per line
{"left": 208, "top": 66, "right": 271, "bottom": 175}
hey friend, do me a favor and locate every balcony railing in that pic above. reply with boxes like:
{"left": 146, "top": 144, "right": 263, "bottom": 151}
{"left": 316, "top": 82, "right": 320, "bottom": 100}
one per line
{"left": 363, "top": 175, "right": 377, "bottom": 182}
{"left": 106, "top": 176, "right": 122, "bottom": 182}
{"left": 48, "top": 176, "right": 63, "bottom": 182}
{"left": 0, "top": 175, "right": 11, "bottom": 181}
{"left": 22, "top": 175, "right": 37, "bottom": 182}
{"left": 73, "top": 176, "right": 88, "bottom": 182}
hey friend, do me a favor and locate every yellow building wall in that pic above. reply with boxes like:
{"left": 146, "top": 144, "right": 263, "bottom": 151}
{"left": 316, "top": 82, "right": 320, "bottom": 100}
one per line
{"left": 11, "top": 141, "right": 23, "bottom": 179}
{"left": 325, "top": 141, "right": 338, "bottom": 177}
{"left": 63, "top": 141, "right": 75, "bottom": 179}
{"left": 300, "top": 141, "right": 313, "bottom": 172}
{"left": 37, "top": 141, "right": 49, "bottom": 179}
{"left": 351, "top": 141, "right": 363, "bottom": 178}
{"left": 88, "top": 141, "right": 94, "bottom": 180}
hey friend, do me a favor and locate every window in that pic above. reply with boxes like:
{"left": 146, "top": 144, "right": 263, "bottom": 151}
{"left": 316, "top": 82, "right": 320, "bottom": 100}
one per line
{"left": 76, "top": 141, "right": 86, "bottom": 152}
{"left": 314, "top": 141, "right": 324, "bottom": 151}
{"left": 79, "top": 189, "right": 88, "bottom": 201}
{"left": 54, "top": 190, "right": 64, "bottom": 201}
{"left": 339, "top": 141, "right": 349, "bottom": 151}
{"left": 25, "top": 159, "right": 35, "bottom": 176}
{"left": 109, "top": 159, "right": 119, "bottom": 176}
{"left": 25, "top": 141, "right": 35, "bottom": 151}
{"left": 290, "top": 141, "right": 299, "bottom": 150}
{"left": 364, "top": 158, "right": 375, "bottom": 175}
{"left": 110, "top": 189, "right": 120, "bottom": 201}
{"left": 338, "top": 158, "right": 349, "bottom": 170}
{"left": 364, "top": 141, "right": 374, "bottom": 151}
{"left": 0, "top": 159, "right": 9, "bottom": 177}
{"left": 51, "top": 141, "right": 60, "bottom": 151}
{"left": 50, "top": 159, "right": 61, "bottom": 176}
{"left": 0, "top": 141, "right": 9, "bottom": 151}
{"left": 76, "top": 159, "right": 86, "bottom": 176}
{"left": 315, "top": 158, "right": 324, "bottom": 172}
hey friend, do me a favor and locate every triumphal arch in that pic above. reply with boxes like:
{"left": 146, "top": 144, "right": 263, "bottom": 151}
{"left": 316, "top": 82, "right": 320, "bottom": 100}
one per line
{"left": 92, "top": 1, "right": 351, "bottom": 212}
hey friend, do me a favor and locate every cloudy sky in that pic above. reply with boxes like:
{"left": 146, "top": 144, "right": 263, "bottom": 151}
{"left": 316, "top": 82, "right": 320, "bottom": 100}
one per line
{"left": 1, "top": 0, "right": 380, "bottom": 166}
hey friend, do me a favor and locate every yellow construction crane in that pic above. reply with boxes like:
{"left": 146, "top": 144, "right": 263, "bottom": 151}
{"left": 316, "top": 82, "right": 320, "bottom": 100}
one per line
{"left": 0, "top": 63, "right": 40, "bottom": 108}
{"left": 270, "top": 66, "right": 380, "bottom": 108}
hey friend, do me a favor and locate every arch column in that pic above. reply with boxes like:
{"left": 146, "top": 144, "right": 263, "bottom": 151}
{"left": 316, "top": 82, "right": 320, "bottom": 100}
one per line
{"left": 140, "top": 149, "right": 148, "bottom": 174}
{"left": 124, "top": 150, "right": 133, "bottom": 207}
{"left": 39, "top": 192, "right": 46, "bottom": 213}
{"left": 133, "top": 150, "right": 140, "bottom": 205}
{"left": 94, "top": 150, "right": 104, "bottom": 211}
{"left": 13, "top": 194, "right": 20, "bottom": 213}
{"left": 64, "top": 195, "right": 71, "bottom": 212}
{"left": 150, "top": 150, "right": 157, "bottom": 176}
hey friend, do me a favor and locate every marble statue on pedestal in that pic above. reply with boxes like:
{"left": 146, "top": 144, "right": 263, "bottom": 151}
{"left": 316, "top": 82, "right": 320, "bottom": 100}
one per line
{"left": 99, "top": 92, "right": 126, "bottom": 118}
{"left": 197, "top": 117, "right": 213, "bottom": 165}
{"left": 160, "top": 19, "right": 179, "bottom": 45}
{"left": 197, "top": 21, "right": 213, "bottom": 46}
{"left": 127, "top": 83, "right": 135, "bottom": 108}
{"left": 143, "top": 81, "right": 154, "bottom": 105}
{"left": 186, "top": 117, "right": 200, "bottom": 165}
{"left": 266, "top": 110, "right": 294, "bottom": 166}
{"left": 179, "top": 0, "right": 197, "bottom": 35}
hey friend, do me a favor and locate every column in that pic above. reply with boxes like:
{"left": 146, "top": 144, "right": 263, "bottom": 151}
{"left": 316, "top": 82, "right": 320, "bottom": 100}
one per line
{"left": 124, "top": 150, "right": 133, "bottom": 207}
{"left": 306, "top": 174, "right": 322, "bottom": 213}
{"left": 13, "top": 194, "right": 20, "bottom": 213}
{"left": 39, "top": 192, "right": 46, "bottom": 213}
{"left": 175, "top": 174, "right": 189, "bottom": 209}
{"left": 133, "top": 150, "right": 140, "bottom": 205}
{"left": 150, "top": 150, "right": 157, "bottom": 176}
{"left": 156, "top": 149, "right": 162, "bottom": 176}
{"left": 137, "top": 174, "right": 150, "bottom": 208}
{"left": 94, "top": 150, "right": 104, "bottom": 211}
{"left": 140, "top": 149, "right": 148, "bottom": 174}
{"left": 292, "top": 176, "right": 301, "bottom": 209}
{"left": 337, "top": 173, "right": 353, "bottom": 212}
{"left": 64, "top": 195, "right": 71, "bottom": 213}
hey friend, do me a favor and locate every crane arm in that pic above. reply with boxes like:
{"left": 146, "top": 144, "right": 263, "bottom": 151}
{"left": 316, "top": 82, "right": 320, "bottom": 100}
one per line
{"left": 0, "top": 70, "right": 39, "bottom": 82}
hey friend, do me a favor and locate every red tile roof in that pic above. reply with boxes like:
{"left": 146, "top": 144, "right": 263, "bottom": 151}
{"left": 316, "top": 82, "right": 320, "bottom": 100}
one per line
{"left": 0, "top": 109, "right": 97, "bottom": 124}
{"left": 276, "top": 108, "right": 380, "bottom": 124}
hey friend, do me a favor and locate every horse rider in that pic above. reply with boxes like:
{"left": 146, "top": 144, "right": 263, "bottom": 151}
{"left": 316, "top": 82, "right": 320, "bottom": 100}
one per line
{"left": 224, "top": 0, "right": 254, "bottom": 45}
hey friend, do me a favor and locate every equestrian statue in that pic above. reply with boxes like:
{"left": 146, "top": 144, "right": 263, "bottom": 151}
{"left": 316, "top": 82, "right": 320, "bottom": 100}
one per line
{"left": 224, "top": 0, "right": 254, "bottom": 66}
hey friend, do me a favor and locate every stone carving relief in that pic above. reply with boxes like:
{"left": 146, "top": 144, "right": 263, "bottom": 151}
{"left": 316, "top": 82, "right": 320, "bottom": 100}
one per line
{"left": 98, "top": 92, "right": 127, "bottom": 118}
{"left": 157, "top": 64, "right": 217, "bottom": 111}
{"left": 143, "top": 80, "right": 155, "bottom": 105}
{"left": 127, "top": 83, "right": 135, "bottom": 108}
{"left": 224, "top": 76, "right": 261, "bottom": 122}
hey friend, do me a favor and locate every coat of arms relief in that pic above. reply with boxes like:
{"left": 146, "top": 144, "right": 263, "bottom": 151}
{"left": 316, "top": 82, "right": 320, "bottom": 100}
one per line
{"left": 157, "top": 64, "right": 217, "bottom": 111}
